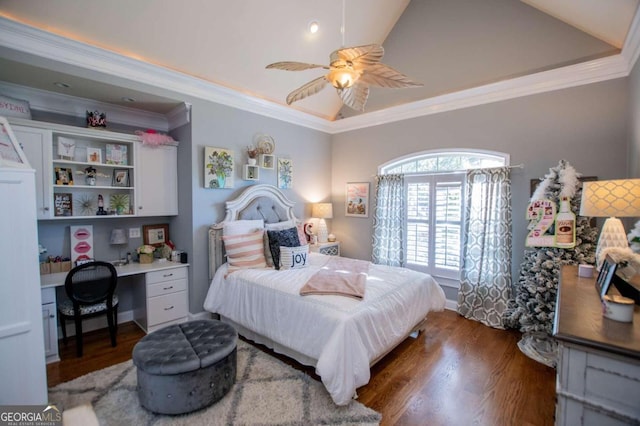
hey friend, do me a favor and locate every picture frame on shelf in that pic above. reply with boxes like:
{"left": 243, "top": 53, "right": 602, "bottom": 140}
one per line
{"left": 346, "top": 182, "right": 370, "bottom": 218}
{"left": 143, "top": 223, "right": 169, "bottom": 247}
{"left": 86, "top": 147, "right": 102, "bottom": 163}
{"left": 260, "top": 154, "right": 274, "bottom": 169}
{"left": 54, "top": 193, "right": 73, "bottom": 217}
{"left": 596, "top": 255, "right": 617, "bottom": 299}
{"left": 0, "top": 116, "right": 30, "bottom": 168}
{"left": 105, "top": 143, "right": 128, "bottom": 165}
{"left": 277, "top": 157, "right": 292, "bottom": 189}
{"left": 57, "top": 137, "right": 76, "bottom": 160}
{"left": 112, "top": 169, "right": 130, "bottom": 187}
{"left": 243, "top": 164, "right": 260, "bottom": 181}
{"left": 55, "top": 167, "right": 74, "bottom": 185}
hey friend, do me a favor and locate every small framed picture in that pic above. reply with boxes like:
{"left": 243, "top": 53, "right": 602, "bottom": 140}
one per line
{"left": 112, "top": 169, "right": 129, "bottom": 187}
{"left": 55, "top": 167, "right": 74, "bottom": 185}
{"left": 0, "top": 117, "right": 29, "bottom": 168}
{"left": 277, "top": 158, "right": 292, "bottom": 189}
{"left": 57, "top": 137, "right": 76, "bottom": 160}
{"left": 243, "top": 164, "right": 260, "bottom": 181}
{"left": 54, "top": 193, "right": 73, "bottom": 216}
{"left": 143, "top": 224, "right": 169, "bottom": 247}
{"left": 86, "top": 147, "right": 102, "bottom": 163}
{"left": 260, "top": 154, "right": 274, "bottom": 169}
{"left": 596, "top": 255, "right": 618, "bottom": 299}
{"left": 105, "top": 143, "right": 128, "bottom": 165}
{"left": 346, "top": 182, "right": 370, "bottom": 218}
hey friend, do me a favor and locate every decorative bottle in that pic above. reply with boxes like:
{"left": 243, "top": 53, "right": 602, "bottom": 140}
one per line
{"left": 555, "top": 197, "right": 575, "bottom": 248}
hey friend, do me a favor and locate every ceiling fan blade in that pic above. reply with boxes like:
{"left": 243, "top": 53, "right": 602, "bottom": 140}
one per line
{"left": 331, "top": 44, "right": 384, "bottom": 68}
{"left": 338, "top": 83, "right": 369, "bottom": 112}
{"left": 286, "top": 76, "right": 328, "bottom": 104}
{"left": 360, "top": 63, "right": 423, "bottom": 88}
{"left": 266, "top": 61, "right": 328, "bottom": 71}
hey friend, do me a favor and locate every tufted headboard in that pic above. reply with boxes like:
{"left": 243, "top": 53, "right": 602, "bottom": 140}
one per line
{"left": 208, "top": 184, "right": 300, "bottom": 279}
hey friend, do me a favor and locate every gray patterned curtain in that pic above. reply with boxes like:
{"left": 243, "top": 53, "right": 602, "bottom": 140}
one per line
{"left": 457, "top": 167, "right": 512, "bottom": 329}
{"left": 372, "top": 174, "right": 405, "bottom": 266}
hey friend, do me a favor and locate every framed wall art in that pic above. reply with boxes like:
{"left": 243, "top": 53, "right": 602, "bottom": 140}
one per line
{"left": 55, "top": 167, "right": 74, "bottom": 185}
{"left": 105, "top": 143, "right": 128, "bottom": 165}
{"left": 346, "top": 182, "right": 370, "bottom": 218}
{"left": 54, "top": 193, "right": 73, "bottom": 217}
{"left": 0, "top": 116, "right": 30, "bottom": 168}
{"left": 260, "top": 154, "right": 274, "bottom": 169}
{"left": 87, "top": 147, "right": 102, "bottom": 163}
{"left": 143, "top": 223, "right": 169, "bottom": 247}
{"left": 204, "top": 147, "right": 234, "bottom": 189}
{"left": 112, "top": 169, "right": 130, "bottom": 187}
{"left": 57, "top": 137, "right": 76, "bottom": 160}
{"left": 277, "top": 157, "right": 292, "bottom": 189}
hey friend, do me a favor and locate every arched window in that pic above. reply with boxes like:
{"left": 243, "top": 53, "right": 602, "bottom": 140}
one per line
{"left": 379, "top": 149, "right": 509, "bottom": 281}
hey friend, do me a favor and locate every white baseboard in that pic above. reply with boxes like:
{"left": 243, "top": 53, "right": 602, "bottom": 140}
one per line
{"left": 189, "top": 311, "right": 213, "bottom": 321}
{"left": 444, "top": 299, "right": 458, "bottom": 311}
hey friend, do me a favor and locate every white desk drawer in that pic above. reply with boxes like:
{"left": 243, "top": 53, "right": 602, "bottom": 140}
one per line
{"left": 146, "top": 267, "right": 187, "bottom": 284}
{"left": 148, "top": 278, "right": 187, "bottom": 298}
{"left": 41, "top": 287, "right": 56, "bottom": 304}
{"left": 147, "top": 291, "right": 188, "bottom": 326}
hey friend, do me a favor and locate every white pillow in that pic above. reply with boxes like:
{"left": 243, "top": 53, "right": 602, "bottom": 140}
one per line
{"left": 223, "top": 219, "right": 264, "bottom": 236}
{"left": 221, "top": 230, "right": 266, "bottom": 273}
{"left": 280, "top": 245, "right": 309, "bottom": 270}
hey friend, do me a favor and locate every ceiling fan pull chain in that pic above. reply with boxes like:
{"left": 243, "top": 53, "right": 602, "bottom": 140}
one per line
{"left": 341, "top": 0, "right": 346, "bottom": 47}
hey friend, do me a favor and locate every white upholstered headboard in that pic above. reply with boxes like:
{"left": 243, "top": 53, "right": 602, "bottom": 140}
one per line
{"left": 208, "top": 184, "right": 300, "bottom": 279}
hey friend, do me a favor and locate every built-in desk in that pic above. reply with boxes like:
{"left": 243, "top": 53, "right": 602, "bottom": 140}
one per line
{"left": 41, "top": 261, "right": 189, "bottom": 363}
{"left": 553, "top": 265, "right": 640, "bottom": 425}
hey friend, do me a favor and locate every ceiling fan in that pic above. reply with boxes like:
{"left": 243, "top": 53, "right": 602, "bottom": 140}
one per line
{"left": 266, "top": 2, "right": 422, "bottom": 112}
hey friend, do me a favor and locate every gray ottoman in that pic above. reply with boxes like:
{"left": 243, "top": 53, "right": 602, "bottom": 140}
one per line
{"left": 132, "top": 319, "right": 237, "bottom": 415}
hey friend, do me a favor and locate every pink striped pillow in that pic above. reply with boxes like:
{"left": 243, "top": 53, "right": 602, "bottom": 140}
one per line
{"left": 222, "top": 230, "right": 267, "bottom": 273}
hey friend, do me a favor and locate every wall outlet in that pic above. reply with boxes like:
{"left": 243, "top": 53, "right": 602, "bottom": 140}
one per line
{"left": 129, "top": 228, "right": 141, "bottom": 239}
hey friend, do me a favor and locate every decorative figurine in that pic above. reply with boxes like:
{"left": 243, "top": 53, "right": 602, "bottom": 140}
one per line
{"left": 96, "top": 194, "right": 107, "bottom": 215}
{"left": 86, "top": 110, "right": 107, "bottom": 129}
{"left": 84, "top": 166, "right": 97, "bottom": 186}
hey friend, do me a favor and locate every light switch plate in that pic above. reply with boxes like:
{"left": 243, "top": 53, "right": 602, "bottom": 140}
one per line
{"left": 129, "top": 228, "right": 141, "bottom": 238}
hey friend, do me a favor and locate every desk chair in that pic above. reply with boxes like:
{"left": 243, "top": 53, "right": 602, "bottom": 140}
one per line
{"left": 58, "top": 261, "right": 119, "bottom": 357}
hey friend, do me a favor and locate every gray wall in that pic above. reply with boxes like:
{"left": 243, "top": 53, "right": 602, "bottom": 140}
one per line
{"left": 331, "top": 78, "right": 629, "bottom": 300}
{"left": 186, "top": 99, "right": 332, "bottom": 314}
{"left": 630, "top": 53, "right": 640, "bottom": 178}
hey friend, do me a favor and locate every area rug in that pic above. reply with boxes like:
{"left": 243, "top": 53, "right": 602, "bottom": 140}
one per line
{"left": 49, "top": 339, "right": 381, "bottom": 425}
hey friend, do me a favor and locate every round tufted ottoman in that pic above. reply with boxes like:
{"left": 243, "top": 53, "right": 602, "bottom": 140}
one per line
{"left": 132, "top": 319, "right": 237, "bottom": 415}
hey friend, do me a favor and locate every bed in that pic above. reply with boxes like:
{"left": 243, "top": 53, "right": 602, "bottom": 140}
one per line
{"left": 204, "top": 184, "right": 446, "bottom": 405}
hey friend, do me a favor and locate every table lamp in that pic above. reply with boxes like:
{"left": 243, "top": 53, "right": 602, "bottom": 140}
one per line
{"left": 312, "top": 203, "right": 333, "bottom": 243}
{"left": 580, "top": 179, "right": 640, "bottom": 268}
{"left": 110, "top": 228, "right": 128, "bottom": 262}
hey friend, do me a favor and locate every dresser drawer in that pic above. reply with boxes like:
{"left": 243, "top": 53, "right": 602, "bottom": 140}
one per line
{"left": 148, "top": 278, "right": 187, "bottom": 298}
{"left": 146, "top": 266, "right": 187, "bottom": 284}
{"left": 147, "top": 291, "right": 188, "bottom": 326}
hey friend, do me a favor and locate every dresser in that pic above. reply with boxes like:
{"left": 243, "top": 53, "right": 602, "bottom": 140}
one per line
{"left": 553, "top": 265, "right": 640, "bottom": 425}
{"left": 309, "top": 241, "right": 340, "bottom": 256}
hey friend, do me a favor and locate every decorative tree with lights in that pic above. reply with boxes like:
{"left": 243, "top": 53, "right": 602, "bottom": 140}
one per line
{"left": 503, "top": 160, "right": 599, "bottom": 367}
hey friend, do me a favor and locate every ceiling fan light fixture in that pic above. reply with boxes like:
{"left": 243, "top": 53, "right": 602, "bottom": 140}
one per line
{"left": 308, "top": 21, "right": 319, "bottom": 34}
{"left": 327, "top": 67, "right": 358, "bottom": 89}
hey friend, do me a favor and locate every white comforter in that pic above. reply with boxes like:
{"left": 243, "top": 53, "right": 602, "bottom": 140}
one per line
{"left": 203, "top": 253, "right": 446, "bottom": 405}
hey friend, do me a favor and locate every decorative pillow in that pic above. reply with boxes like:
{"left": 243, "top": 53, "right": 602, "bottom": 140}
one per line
{"left": 263, "top": 220, "right": 299, "bottom": 267}
{"left": 296, "top": 224, "right": 308, "bottom": 246}
{"left": 0, "top": 94, "right": 32, "bottom": 119}
{"left": 267, "top": 227, "right": 301, "bottom": 270}
{"left": 280, "top": 245, "right": 309, "bottom": 270}
{"left": 223, "top": 219, "right": 264, "bottom": 236}
{"left": 221, "top": 230, "right": 266, "bottom": 273}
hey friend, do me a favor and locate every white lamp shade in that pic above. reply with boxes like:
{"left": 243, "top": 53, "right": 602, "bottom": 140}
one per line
{"left": 312, "top": 203, "right": 333, "bottom": 219}
{"left": 110, "top": 228, "right": 127, "bottom": 245}
{"left": 580, "top": 179, "right": 640, "bottom": 217}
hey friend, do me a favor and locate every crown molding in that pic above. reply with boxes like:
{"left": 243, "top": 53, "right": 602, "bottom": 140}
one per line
{"left": 166, "top": 102, "right": 191, "bottom": 130}
{"left": 0, "top": 14, "right": 638, "bottom": 135}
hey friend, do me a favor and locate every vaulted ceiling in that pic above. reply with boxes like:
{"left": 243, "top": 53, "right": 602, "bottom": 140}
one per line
{"left": 0, "top": 0, "right": 638, "bottom": 128}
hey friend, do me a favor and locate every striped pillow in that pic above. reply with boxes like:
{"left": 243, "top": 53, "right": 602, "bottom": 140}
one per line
{"left": 222, "top": 230, "right": 266, "bottom": 273}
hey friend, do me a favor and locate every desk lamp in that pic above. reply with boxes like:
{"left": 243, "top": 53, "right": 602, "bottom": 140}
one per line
{"left": 580, "top": 179, "right": 640, "bottom": 268}
{"left": 110, "top": 228, "right": 128, "bottom": 263}
{"left": 312, "top": 203, "right": 333, "bottom": 243}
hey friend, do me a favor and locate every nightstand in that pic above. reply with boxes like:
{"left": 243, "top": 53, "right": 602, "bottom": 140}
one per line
{"left": 310, "top": 241, "right": 340, "bottom": 256}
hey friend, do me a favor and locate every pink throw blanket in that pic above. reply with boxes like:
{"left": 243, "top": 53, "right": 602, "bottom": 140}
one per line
{"left": 300, "top": 257, "right": 369, "bottom": 300}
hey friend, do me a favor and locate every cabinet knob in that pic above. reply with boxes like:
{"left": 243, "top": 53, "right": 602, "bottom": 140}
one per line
{"left": 49, "top": 314, "right": 55, "bottom": 318}
{"left": 163, "top": 273, "right": 173, "bottom": 278}
{"left": 44, "top": 207, "right": 49, "bottom": 211}
{"left": 164, "top": 305, "right": 174, "bottom": 311}
{"left": 163, "top": 286, "right": 174, "bottom": 290}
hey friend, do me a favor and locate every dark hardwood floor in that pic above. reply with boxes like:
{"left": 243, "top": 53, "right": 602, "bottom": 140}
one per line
{"left": 47, "top": 310, "right": 556, "bottom": 426}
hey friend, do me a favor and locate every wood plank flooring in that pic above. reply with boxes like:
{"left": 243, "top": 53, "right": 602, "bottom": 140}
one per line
{"left": 46, "top": 310, "right": 555, "bottom": 426}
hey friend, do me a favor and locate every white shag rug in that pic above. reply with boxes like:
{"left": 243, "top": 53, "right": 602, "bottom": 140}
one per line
{"left": 49, "top": 339, "right": 381, "bottom": 425}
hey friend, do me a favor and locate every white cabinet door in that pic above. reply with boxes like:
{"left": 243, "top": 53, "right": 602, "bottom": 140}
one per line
{"left": 12, "top": 126, "right": 53, "bottom": 219}
{"left": 136, "top": 144, "right": 178, "bottom": 216}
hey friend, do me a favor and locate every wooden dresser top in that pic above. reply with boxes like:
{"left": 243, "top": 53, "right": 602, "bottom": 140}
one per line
{"left": 553, "top": 265, "right": 640, "bottom": 359}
